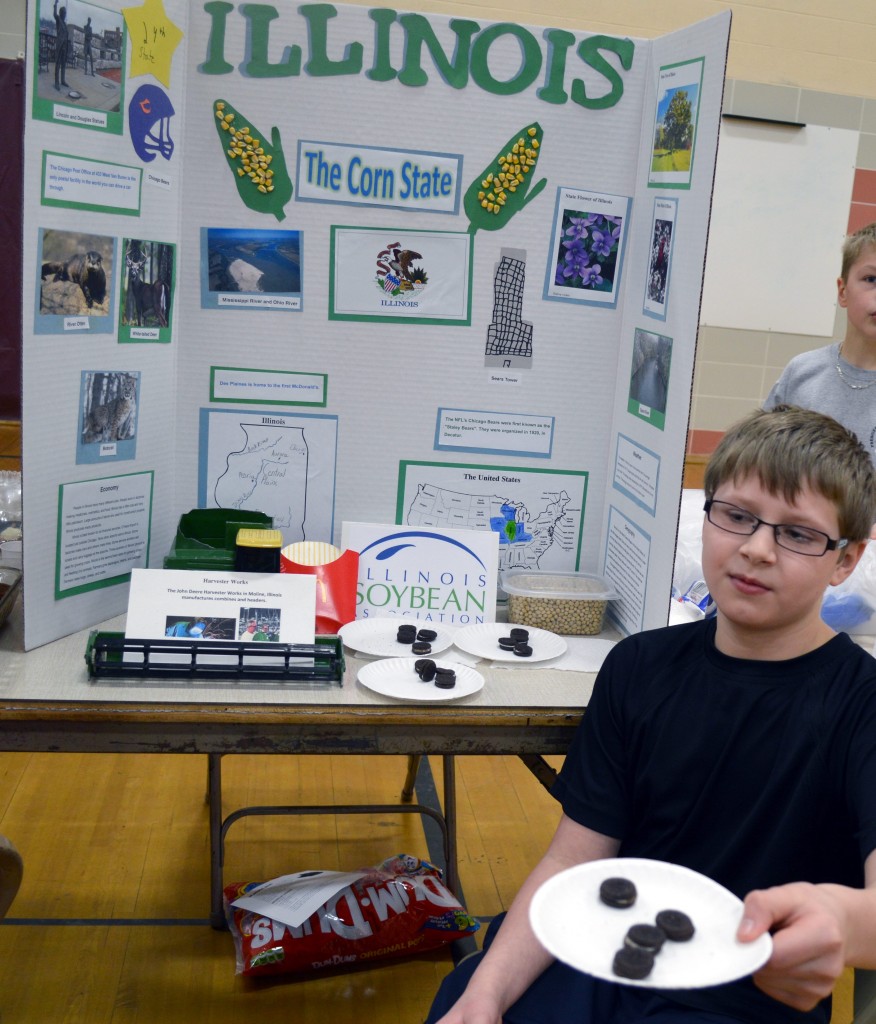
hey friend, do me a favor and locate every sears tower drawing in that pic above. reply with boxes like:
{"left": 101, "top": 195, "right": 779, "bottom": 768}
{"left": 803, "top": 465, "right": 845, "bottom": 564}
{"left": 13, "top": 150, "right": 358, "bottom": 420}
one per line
{"left": 485, "top": 248, "right": 533, "bottom": 369}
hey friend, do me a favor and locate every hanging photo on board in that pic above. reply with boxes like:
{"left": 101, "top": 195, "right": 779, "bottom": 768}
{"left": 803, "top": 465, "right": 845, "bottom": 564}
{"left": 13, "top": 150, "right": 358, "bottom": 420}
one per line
{"left": 643, "top": 197, "right": 678, "bottom": 321}
{"left": 76, "top": 369, "right": 140, "bottom": 463}
{"left": 36, "top": 227, "right": 115, "bottom": 334}
{"left": 648, "top": 57, "right": 705, "bottom": 190}
{"left": 543, "top": 188, "right": 630, "bottom": 308}
{"left": 31, "top": 0, "right": 126, "bottom": 133}
{"left": 119, "top": 237, "right": 175, "bottom": 343}
{"left": 200, "top": 227, "right": 302, "bottom": 312}
{"left": 627, "top": 329, "right": 673, "bottom": 431}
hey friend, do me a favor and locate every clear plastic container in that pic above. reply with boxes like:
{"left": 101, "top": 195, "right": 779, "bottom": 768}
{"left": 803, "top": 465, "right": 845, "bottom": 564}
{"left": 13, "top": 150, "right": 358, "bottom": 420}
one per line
{"left": 0, "top": 471, "right": 21, "bottom": 521}
{"left": 0, "top": 471, "right": 23, "bottom": 571}
{"left": 501, "top": 569, "right": 618, "bottom": 635}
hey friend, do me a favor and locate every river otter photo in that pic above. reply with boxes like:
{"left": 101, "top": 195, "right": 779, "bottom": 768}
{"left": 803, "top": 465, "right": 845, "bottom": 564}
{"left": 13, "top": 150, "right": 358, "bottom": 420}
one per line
{"left": 41, "top": 251, "right": 107, "bottom": 308}
{"left": 38, "top": 230, "right": 113, "bottom": 317}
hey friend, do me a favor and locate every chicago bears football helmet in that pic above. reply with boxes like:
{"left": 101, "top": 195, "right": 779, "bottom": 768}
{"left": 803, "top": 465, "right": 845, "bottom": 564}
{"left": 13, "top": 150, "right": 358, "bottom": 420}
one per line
{"left": 129, "top": 84, "right": 175, "bottom": 162}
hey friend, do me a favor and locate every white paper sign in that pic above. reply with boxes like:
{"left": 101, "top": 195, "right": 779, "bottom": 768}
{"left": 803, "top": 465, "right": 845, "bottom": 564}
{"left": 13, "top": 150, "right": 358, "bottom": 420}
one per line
{"left": 232, "top": 870, "right": 368, "bottom": 929}
{"left": 126, "top": 568, "right": 316, "bottom": 644}
{"left": 435, "top": 408, "right": 554, "bottom": 457}
{"left": 57, "top": 472, "right": 152, "bottom": 598}
{"left": 42, "top": 151, "right": 142, "bottom": 212}
{"left": 341, "top": 522, "right": 499, "bottom": 626}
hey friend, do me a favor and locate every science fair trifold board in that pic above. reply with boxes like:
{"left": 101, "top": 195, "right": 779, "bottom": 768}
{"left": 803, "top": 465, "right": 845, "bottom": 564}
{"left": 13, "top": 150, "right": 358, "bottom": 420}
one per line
{"left": 20, "top": 0, "right": 730, "bottom": 650}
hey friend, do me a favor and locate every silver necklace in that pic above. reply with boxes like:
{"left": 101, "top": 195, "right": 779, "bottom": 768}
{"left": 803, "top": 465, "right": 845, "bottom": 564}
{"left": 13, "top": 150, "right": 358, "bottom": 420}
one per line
{"left": 835, "top": 344, "right": 876, "bottom": 390}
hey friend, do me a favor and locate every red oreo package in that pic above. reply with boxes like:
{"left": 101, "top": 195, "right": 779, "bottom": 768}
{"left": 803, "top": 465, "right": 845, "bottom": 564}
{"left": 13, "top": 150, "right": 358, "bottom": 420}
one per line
{"left": 224, "top": 854, "right": 479, "bottom": 977}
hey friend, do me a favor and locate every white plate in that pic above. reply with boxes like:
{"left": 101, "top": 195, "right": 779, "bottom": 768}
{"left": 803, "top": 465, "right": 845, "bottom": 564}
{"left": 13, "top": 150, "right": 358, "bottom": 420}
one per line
{"left": 339, "top": 618, "right": 454, "bottom": 658}
{"left": 357, "top": 658, "right": 484, "bottom": 702}
{"left": 452, "top": 622, "right": 567, "bottom": 663}
{"left": 529, "top": 858, "right": 772, "bottom": 989}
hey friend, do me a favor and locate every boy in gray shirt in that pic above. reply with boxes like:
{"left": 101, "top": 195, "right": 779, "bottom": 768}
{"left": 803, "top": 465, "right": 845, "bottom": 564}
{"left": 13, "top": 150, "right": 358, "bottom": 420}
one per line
{"left": 765, "top": 221, "right": 876, "bottom": 464}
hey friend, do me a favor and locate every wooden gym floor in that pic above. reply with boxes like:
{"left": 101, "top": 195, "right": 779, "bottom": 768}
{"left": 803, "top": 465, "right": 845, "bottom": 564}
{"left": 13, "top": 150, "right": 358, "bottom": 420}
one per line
{"left": 0, "top": 751, "right": 564, "bottom": 1023}
{"left": 0, "top": 421, "right": 21, "bottom": 473}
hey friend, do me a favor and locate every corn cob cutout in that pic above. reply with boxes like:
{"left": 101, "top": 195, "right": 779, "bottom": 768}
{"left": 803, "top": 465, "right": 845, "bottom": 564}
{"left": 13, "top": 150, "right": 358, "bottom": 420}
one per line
{"left": 213, "top": 99, "right": 293, "bottom": 221}
{"left": 464, "top": 122, "right": 546, "bottom": 235}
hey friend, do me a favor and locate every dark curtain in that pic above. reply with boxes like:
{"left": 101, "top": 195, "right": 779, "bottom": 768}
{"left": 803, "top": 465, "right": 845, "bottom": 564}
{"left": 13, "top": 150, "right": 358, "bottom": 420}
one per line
{"left": 0, "top": 58, "right": 24, "bottom": 420}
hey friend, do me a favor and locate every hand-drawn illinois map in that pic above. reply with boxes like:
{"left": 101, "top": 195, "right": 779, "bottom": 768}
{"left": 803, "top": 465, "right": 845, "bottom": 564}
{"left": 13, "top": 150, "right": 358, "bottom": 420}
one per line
{"left": 199, "top": 408, "right": 338, "bottom": 544}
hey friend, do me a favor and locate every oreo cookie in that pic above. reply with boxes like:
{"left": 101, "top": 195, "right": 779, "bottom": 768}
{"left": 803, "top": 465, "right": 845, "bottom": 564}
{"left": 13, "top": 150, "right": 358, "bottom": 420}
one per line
{"left": 624, "top": 923, "right": 665, "bottom": 954}
{"left": 414, "top": 658, "right": 436, "bottom": 681}
{"left": 434, "top": 669, "right": 457, "bottom": 689}
{"left": 513, "top": 643, "right": 533, "bottom": 657}
{"left": 498, "top": 636, "right": 516, "bottom": 650}
{"left": 411, "top": 641, "right": 432, "bottom": 655}
{"left": 509, "top": 627, "right": 529, "bottom": 641}
{"left": 599, "top": 877, "right": 637, "bottom": 909}
{"left": 612, "top": 946, "right": 653, "bottom": 980}
{"left": 656, "top": 909, "right": 695, "bottom": 942}
{"left": 396, "top": 625, "right": 417, "bottom": 644}
{"left": 417, "top": 629, "right": 438, "bottom": 642}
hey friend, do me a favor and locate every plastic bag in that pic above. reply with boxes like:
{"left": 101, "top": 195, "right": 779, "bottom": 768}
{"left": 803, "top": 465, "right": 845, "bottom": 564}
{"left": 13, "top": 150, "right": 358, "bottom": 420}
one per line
{"left": 224, "top": 853, "right": 479, "bottom": 977}
{"left": 822, "top": 541, "right": 876, "bottom": 632}
{"left": 673, "top": 490, "right": 706, "bottom": 598}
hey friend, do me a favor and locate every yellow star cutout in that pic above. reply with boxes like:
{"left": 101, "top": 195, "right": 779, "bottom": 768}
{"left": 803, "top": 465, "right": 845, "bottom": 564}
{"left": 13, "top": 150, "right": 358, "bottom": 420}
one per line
{"left": 122, "top": 0, "right": 184, "bottom": 88}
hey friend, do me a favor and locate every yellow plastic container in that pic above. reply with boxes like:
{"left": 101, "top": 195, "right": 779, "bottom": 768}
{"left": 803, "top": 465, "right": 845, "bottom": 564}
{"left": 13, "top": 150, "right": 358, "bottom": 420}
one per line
{"left": 235, "top": 528, "right": 284, "bottom": 572}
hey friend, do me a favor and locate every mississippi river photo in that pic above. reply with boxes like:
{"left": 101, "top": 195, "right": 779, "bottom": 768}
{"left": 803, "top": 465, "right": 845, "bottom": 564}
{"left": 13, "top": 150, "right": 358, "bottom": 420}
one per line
{"left": 206, "top": 228, "right": 301, "bottom": 294}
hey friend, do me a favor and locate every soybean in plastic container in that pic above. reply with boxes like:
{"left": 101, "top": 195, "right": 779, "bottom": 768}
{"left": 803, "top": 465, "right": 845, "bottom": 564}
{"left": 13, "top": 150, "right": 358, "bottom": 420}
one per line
{"left": 501, "top": 569, "right": 618, "bottom": 636}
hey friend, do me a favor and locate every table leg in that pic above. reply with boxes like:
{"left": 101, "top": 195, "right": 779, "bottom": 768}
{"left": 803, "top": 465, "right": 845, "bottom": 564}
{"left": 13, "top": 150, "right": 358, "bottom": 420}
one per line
{"left": 442, "top": 754, "right": 459, "bottom": 896}
{"left": 518, "top": 753, "right": 559, "bottom": 793}
{"left": 400, "top": 753, "right": 421, "bottom": 802}
{"left": 208, "top": 753, "right": 225, "bottom": 929}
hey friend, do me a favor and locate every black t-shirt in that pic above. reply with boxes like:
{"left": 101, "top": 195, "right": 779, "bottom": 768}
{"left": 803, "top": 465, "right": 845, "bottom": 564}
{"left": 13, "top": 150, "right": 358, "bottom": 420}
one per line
{"left": 552, "top": 619, "right": 876, "bottom": 1022}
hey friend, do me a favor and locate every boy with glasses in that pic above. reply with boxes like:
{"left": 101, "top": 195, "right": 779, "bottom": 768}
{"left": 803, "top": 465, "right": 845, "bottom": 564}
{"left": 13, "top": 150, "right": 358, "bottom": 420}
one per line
{"left": 426, "top": 405, "right": 876, "bottom": 1024}
{"left": 703, "top": 499, "right": 848, "bottom": 558}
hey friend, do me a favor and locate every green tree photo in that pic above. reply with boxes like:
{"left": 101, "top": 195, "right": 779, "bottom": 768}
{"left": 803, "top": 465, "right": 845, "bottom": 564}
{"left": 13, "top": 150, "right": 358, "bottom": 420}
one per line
{"left": 651, "top": 87, "right": 694, "bottom": 173}
{"left": 663, "top": 89, "right": 692, "bottom": 153}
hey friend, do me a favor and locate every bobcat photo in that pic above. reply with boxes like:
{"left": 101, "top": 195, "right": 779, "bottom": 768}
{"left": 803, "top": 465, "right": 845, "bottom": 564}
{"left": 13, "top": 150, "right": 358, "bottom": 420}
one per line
{"left": 40, "top": 229, "right": 112, "bottom": 317}
{"left": 81, "top": 371, "right": 138, "bottom": 445}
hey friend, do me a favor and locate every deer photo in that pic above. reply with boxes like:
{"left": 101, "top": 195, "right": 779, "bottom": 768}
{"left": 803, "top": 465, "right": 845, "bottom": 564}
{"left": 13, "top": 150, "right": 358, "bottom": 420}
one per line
{"left": 124, "top": 240, "right": 172, "bottom": 328}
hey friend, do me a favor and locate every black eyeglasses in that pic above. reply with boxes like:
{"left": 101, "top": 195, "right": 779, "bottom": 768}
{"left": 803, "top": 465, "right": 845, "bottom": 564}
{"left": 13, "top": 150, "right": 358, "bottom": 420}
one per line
{"left": 703, "top": 500, "right": 848, "bottom": 557}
